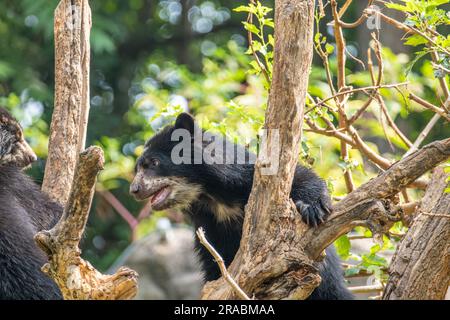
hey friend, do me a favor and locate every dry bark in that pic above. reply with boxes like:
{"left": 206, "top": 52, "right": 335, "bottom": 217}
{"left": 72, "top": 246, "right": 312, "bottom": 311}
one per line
{"left": 200, "top": 0, "right": 450, "bottom": 300}
{"left": 383, "top": 168, "right": 450, "bottom": 300}
{"left": 202, "top": 0, "right": 318, "bottom": 300}
{"left": 42, "top": 0, "right": 91, "bottom": 205}
{"left": 303, "top": 138, "right": 450, "bottom": 259}
{"left": 35, "top": 147, "right": 138, "bottom": 299}
{"left": 36, "top": 0, "right": 138, "bottom": 300}
{"left": 202, "top": 134, "right": 450, "bottom": 299}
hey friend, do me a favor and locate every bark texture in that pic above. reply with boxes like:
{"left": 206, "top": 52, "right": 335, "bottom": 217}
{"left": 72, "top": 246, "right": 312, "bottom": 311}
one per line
{"left": 303, "top": 138, "right": 450, "bottom": 259}
{"left": 42, "top": 0, "right": 91, "bottom": 205}
{"left": 37, "top": 0, "right": 138, "bottom": 299}
{"left": 382, "top": 168, "right": 450, "bottom": 300}
{"left": 36, "top": 147, "right": 138, "bottom": 300}
{"left": 202, "top": 0, "right": 317, "bottom": 300}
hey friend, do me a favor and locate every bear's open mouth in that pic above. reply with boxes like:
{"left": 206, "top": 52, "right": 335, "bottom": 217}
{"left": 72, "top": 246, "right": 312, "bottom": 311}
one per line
{"left": 149, "top": 186, "right": 171, "bottom": 209}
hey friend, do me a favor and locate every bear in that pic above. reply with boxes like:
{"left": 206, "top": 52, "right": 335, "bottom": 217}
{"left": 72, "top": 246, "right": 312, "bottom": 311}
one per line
{"left": 0, "top": 107, "right": 63, "bottom": 300}
{"left": 130, "top": 112, "right": 353, "bottom": 300}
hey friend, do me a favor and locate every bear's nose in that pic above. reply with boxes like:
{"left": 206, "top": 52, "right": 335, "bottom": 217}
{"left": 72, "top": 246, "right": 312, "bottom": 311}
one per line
{"left": 29, "top": 152, "right": 37, "bottom": 163}
{"left": 130, "top": 183, "right": 140, "bottom": 194}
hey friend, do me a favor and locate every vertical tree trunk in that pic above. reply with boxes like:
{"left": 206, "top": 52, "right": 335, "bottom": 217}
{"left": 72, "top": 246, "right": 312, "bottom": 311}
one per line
{"left": 202, "top": 0, "right": 317, "bottom": 300}
{"left": 36, "top": 0, "right": 138, "bottom": 299}
{"left": 42, "top": 0, "right": 91, "bottom": 204}
{"left": 383, "top": 167, "right": 450, "bottom": 300}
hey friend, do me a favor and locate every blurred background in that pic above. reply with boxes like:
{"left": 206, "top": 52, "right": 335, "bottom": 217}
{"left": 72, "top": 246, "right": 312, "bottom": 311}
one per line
{"left": 0, "top": 0, "right": 448, "bottom": 299}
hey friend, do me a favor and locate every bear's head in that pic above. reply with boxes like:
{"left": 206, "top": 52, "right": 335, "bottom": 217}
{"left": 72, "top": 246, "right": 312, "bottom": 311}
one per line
{"left": 130, "top": 113, "right": 203, "bottom": 211}
{"left": 0, "top": 107, "right": 37, "bottom": 168}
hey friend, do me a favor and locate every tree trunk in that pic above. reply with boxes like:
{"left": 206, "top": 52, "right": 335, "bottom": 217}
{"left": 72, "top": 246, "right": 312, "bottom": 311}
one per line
{"left": 42, "top": 0, "right": 91, "bottom": 205}
{"left": 200, "top": 0, "right": 450, "bottom": 300}
{"left": 202, "top": 0, "right": 317, "bottom": 300}
{"left": 36, "top": 0, "right": 138, "bottom": 300}
{"left": 383, "top": 167, "right": 450, "bottom": 300}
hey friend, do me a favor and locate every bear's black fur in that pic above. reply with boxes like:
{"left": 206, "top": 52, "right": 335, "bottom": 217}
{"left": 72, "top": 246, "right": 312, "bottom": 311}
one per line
{"left": 131, "top": 113, "right": 353, "bottom": 300}
{"left": 0, "top": 107, "right": 63, "bottom": 300}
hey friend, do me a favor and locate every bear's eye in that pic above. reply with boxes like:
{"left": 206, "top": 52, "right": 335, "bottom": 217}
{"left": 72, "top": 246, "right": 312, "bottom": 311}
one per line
{"left": 151, "top": 158, "right": 160, "bottom": 167}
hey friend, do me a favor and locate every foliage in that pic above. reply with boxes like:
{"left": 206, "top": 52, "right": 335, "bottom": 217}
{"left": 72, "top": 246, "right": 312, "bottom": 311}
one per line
{"left": 386, "top": 0, "right": 450, "bottom": 77}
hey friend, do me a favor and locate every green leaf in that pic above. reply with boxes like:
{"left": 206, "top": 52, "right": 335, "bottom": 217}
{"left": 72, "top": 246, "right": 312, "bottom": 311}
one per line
{"left": 404, "top": 34, "right": 428, "bottom": 46}
{"left": 243, "top": 22, "right": 260, "bottom": 36}
{"left": 370, "top": 244, "right": 381, "bottom": 255}
{"left": 325, "top": 43, "right": 335, "bottom": 55}
{"left": 362, "top": 254, "right": 388, "bottom": 267}
{"left": 233, "top": 5, "right": 253, "bottom": 13}
{"left": 264, "top": 19, "right": 274, "bottom": 28}
{"left": 345, "top": 267, "right": 361, "bottom": 277}
{"left": 385, "top": 3, "right": 410, "bottom": 12}
{"left": 268, "top": 34, "right": 275, "bottom": 46}
{"left": 334, "top": 235, "right": 351, "bottom": 260}
{"left": 314, "top": 32, "right": 322, "bottom": 44}
{"left": 431, "top": 0, "right": 449, "bottom": 6}
{"left": 404, "top": 50, "right": 428, "bottom": 76}
{"left": 249, "top": 60, "right": 261, "bottom": 73}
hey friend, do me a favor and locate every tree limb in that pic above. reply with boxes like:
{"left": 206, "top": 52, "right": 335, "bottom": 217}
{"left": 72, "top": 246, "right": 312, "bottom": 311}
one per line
{"left": 35, "top": 147, "right": 138, "bottom": 300}
{"left": 304, "top": 137, "right": 450, "bottom": 259}
{"left": 196, "top": 228, "right": 251, "bottom": 300}
{"left": 202, "top": 0, "right": 319, "bottom": 300}
{"left": 382, "top": 167, "right": 450, "bottom": 300}
{"left": 42, "top": 0, "right": 92, "bottom": 205}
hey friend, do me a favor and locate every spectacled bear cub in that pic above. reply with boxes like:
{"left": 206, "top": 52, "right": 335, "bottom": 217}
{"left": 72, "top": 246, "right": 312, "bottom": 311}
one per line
{"left": 131, "top": 113, "right": 353, "bottom": 300}
{"left": 0, "top": 107, "right": 63, "bottom": 300}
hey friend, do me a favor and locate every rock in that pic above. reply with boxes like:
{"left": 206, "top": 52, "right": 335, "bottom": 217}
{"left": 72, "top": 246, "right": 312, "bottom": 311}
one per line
{"left": 109, "top": 223, "right": 203, "bottom": 300}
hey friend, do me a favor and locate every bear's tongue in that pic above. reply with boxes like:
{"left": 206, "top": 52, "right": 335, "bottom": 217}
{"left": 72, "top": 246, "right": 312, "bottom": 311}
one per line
{"left": 150, "top": 187, "right": 170, "bottom": 206}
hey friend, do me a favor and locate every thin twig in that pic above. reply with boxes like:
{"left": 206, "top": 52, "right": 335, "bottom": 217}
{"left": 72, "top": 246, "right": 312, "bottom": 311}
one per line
{"left": 335, "top": 0, "right": 374, "bottom": 29}
{"left": 409, "top": 93, "right": 450, "bottom": 122}
{"left": 366, "top": 9, "right": 450, "bottom": 56}
{"left": 420, "top": 212, "right": 450, "bottom": 219}
{"left": 331, "top": 0, "right": 354, "bottom": 192}
{"left": 196, "top": 228, "right": 252, "bottom": 300}
{"left": 404, "top": 113, "right": 441, "bottom": 157}
{"left": 347, "top": 39, "right": 382, "bottom": 126}
{"left": 100, "top": 191, "right": 138, "bottom": 229}
{"left": 378, "top": 96, "right": 413, "bottom": 148}
{"left": 337, "top": 0, "right": 354, "bottom": 18}
{"left": 348, "top": 284, "right": 384, "bottom": 293}
{"left": 247, "top": 0, "right": 271, "bottom": 85}
{"left": 307, "top": 82, "right": 409, "bottom": 112}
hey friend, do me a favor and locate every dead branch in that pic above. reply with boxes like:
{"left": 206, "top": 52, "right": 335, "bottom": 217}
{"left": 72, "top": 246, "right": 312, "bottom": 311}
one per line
{"left": 36, "top": 0, "right": 138, "bottom": 300}
{"left": 35, "top": 147, "right": 138, "bottom": 300}
{"left": 303, "top": 137, "right": 450, "bottom": 259}
{"left": 382, "top": 168, "right": 450, "bottom": 300}
{"left": 331, "top": 0, "right": 354, "bottom": 192}
{"left": 309, "top": 82, "right": 409, "bottom": 110}
{"left": 196, "top": 228, "right": 251, "bottom": 300}
{"left": 349, "top": 284, "right": 383, "bottom": 294}
{"left": 409, "top": 93, "right": 450, "bottom": 122}
{"left": 42, "top": 0, "right": 91, "bottom": 205}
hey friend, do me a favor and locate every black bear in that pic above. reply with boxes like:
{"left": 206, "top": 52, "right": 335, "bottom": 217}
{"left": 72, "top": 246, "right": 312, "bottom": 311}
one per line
{"left": 0, "top": 107, "right": 63, "bottom": 300}
{"left": 130, "top": 112, "right": 353, "bottom": 300}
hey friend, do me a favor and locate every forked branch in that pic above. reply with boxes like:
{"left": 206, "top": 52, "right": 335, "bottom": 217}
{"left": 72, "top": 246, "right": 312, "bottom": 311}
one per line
{"left": 35, "top": 147, "right": 138, "bottom": 300}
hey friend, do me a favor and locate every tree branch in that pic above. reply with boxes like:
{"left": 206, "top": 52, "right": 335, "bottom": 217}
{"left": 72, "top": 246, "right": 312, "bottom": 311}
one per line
{"left": 196, "top": 228, "right": 251, "bottom": 300}
{"left": 35, "top": 147, "right": 138, "bottom": 300}
{"left": 303, "top": 137, "right": 450, "bottom": 259}
{"left": 42, "top": 0, "right": 92, "bottom": 205}
{"left": 202, "top": 0, "right": 319, "bottom": 300}
{"left": 383, "top": 167, "right": 450, "bottom": 300}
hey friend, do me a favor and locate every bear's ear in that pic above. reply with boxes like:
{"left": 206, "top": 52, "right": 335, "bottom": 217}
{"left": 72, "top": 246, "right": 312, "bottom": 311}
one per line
{"left": 174, "top": 112, "right": 196, "bottom": 134}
